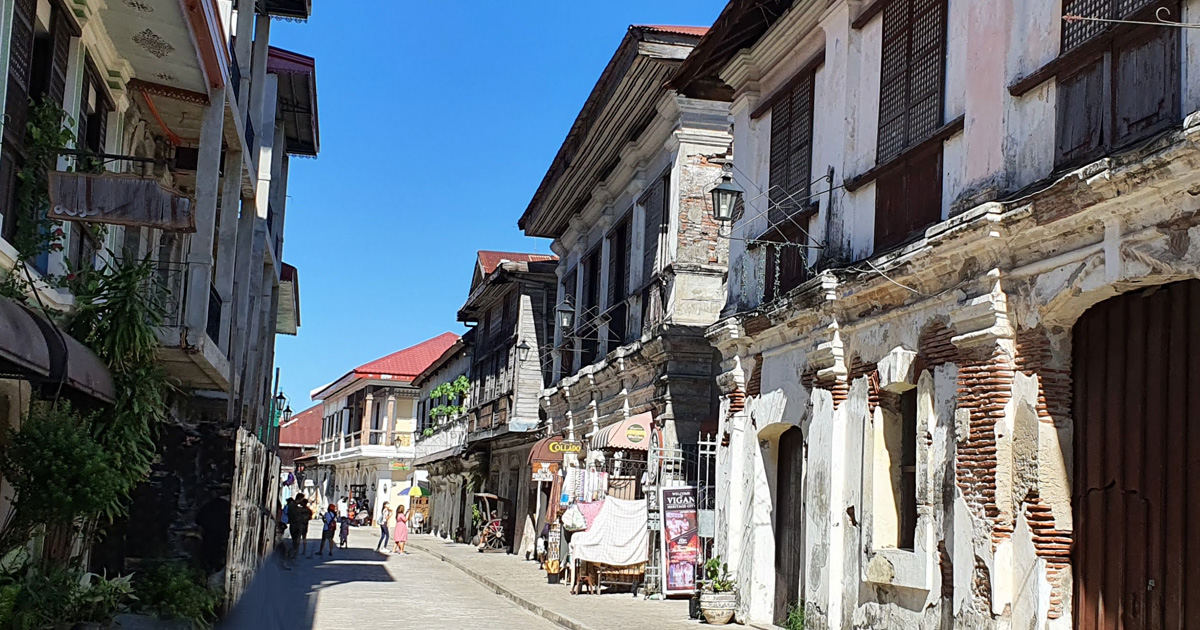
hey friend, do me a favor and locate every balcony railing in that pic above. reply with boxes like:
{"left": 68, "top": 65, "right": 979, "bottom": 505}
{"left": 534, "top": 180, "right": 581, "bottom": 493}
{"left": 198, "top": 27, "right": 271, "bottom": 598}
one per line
{"left": 149, "top": 260, "right": 187, "bottom": 328}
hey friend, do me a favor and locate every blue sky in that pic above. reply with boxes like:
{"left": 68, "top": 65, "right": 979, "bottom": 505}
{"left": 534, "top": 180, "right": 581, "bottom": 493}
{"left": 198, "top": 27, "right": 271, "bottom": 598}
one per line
{"left": 267, "top": 1, "right": 727, "bottom": 407}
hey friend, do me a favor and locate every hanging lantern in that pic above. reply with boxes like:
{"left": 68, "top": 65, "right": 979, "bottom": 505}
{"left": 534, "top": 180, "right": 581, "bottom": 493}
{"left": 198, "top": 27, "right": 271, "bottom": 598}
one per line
{"left": 555, "top": 302, "right": 575, "bottom": 331}
{"left": 709, "top": 173, "right": 744, "bottom": 222}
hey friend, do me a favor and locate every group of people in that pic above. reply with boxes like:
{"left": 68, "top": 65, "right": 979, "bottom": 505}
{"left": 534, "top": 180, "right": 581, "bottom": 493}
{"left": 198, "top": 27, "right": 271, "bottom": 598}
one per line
{"left": 281, "top": 493, "right": 422, "bottom": 558}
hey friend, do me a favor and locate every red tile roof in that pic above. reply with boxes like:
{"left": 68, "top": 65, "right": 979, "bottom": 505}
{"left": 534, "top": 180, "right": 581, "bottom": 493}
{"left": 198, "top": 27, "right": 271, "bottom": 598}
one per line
{"left": 280, "top": 403, "right": 322, "bottom": 446}
{"left": 636, "top": 25, "right": 709, "bottom": 37}
{"left": 353, "top": 332, "right": 460, "bottom": 380}
{"left": 476, "top": 251, "right": 557, "bottom": 275}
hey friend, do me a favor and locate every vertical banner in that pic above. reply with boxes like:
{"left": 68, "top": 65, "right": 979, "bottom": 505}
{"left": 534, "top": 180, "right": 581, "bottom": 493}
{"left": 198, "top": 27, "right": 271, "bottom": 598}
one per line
{"left": 660, "top": 486, "right": 699, "bottom": 595}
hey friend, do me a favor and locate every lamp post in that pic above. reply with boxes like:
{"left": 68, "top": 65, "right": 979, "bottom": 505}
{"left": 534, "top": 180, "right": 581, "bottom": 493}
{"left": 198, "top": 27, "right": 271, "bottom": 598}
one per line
{"left": 273, "top": 392, "right": 288, "bottom": 427}
{"left": 709, "top": 172, "right": 744, "bottom": 223}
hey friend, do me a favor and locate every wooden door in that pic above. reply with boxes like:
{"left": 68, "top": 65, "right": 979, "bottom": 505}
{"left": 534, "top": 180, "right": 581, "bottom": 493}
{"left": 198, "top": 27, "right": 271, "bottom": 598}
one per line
{"left": 1072, "top": 280, "right": 1200, "bottom": 629}
{"left": 774, "top": 427, "right": 805, "bottom": 625}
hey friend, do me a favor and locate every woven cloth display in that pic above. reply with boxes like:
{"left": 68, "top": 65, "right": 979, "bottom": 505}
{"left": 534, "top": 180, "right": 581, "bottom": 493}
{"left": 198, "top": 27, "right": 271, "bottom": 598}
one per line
{"left": 569, "top": 497, "right": 648, "bottom": 567}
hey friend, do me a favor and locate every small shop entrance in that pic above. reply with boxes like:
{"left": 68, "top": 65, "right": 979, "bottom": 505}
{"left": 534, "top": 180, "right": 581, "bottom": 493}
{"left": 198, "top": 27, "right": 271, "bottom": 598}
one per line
{"left": 1072, "top": 280, "right": 1199, "bottom": 629}
{"left": 774, "top": 427, "right": 804, "bottom": 626}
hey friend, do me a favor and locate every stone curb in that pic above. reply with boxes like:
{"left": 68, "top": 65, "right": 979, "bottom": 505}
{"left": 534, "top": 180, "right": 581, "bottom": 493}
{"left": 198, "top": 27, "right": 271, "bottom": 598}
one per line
{"left": 409, "top": 539, "right": 595, "bottom": 630}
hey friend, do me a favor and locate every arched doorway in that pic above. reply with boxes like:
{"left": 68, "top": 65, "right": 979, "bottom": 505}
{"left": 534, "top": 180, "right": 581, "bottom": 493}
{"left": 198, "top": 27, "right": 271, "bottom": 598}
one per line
{"left": 774, "top": 426, "right": 804, "bottom": 626}
{"left": 1072, "top": 280, "right": 1199, "bottom": 629}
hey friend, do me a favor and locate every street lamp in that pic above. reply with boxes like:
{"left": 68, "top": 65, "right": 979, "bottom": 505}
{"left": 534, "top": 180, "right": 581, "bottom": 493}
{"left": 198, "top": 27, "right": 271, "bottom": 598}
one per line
{"left": 555, "top": 302, "right": 575, "bottom": 331}
{"left": 517, "top": 339, "right": 532, "bottom": 362}
{"left": 282, "top": 405, "right": 293, "bottom": 424}
{"left": 709, "top": 172, "right": 744, "bottom": 223}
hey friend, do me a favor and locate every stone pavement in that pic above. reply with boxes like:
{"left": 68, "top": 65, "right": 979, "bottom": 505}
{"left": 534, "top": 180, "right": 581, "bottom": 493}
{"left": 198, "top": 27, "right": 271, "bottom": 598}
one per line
{"left": 223, "top": 520, "right": 560, "bottom": 629}
{"left": 407, "top": 535, "right": 701, "bottom": 630}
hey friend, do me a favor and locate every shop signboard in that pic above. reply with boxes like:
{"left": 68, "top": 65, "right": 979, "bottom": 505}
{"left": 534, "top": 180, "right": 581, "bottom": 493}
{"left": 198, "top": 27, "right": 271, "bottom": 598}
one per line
{"left": 389, "top": 461, "right": 410, "bottom": 471}
{"left": 532, "top": 461, "right": 558, "bottom": 483}
{"left": 660, "top": 486, "right": 699, "bottom": 595}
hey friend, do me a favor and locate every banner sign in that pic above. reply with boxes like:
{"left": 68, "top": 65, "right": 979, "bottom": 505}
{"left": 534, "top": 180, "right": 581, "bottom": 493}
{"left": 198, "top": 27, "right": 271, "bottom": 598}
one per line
{"left": 48, "top": 172, "right": 195, "bottom": 232}
{"left": 660, "top": 486, "right": 699, "bottom": 595}
{"left": 549, "top": 440, "right": 581, "bottom": 455}
{"left": 389, "top": 461, "right": 411, "bottom": 471}
{"left": 532, "top": 461, "right": 558, "bottom": 483}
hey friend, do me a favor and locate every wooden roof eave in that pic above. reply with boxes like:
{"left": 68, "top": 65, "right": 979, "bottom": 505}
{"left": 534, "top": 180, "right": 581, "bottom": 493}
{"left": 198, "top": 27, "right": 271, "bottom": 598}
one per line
{"left": 521, "top": 56, "right": 676, "bottom": 239}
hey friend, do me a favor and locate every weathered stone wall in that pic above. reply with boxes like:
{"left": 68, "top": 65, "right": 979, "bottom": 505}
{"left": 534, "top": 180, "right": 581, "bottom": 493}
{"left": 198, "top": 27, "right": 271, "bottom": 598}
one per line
{"left": 709, "top": 116, "right": 1200, "bottom": 629}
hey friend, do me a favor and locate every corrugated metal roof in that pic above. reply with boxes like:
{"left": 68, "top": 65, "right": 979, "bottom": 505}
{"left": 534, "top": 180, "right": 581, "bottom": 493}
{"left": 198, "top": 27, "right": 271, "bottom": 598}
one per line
{"left": 477, "top": 250, "right": 558, "bottom": 275}
{"left": 636, "top": 24, "right": 710, "bottom": 37}
{"left": 280, "top": 402, "right": 322, "bottom": 446}
{"left": 353, "top": 332, "right": 460, "bottom": 380}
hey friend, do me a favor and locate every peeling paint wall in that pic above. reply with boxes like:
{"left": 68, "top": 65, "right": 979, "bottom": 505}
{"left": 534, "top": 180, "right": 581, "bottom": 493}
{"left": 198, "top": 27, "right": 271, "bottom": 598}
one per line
{"left": 710, "top": 107, "right": 1200, "bottom": 627}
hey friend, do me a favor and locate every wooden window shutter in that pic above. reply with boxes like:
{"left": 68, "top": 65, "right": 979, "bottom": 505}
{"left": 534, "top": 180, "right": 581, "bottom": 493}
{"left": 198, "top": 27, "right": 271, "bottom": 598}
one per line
{"left": 877, "top": 0, "right": 912, "bottom": 163}
{"left": 875, "top": 143, "right": 942, "bottom": 250}
{"left": 5, "top": 0, "right": 37, "bottom": 149}
{"left": 1112, "top": 25, "right": 1179, "bottom": 146}
{"left": 877, "top": 0, "right": 946, "bottom": 163}
{"left": 606, "top": 215, "right": 630, "bottom": 306}
{"left": 1055, "top": 59, "right": 1106, "bottom": 166}
{"left": 768, "top": 94, "right": 793, "bottom": 223}
{"left": 48, "top": 10, "right": 72, "bottom": 108}
{"left": 768, "top": 70, "right": 816, "bottom": 226}
{"left": 641, "top": 177, "right": 665, "bottom": 284}
{"left": 1062, "top": 0, "right": 1158, "bottom": 51}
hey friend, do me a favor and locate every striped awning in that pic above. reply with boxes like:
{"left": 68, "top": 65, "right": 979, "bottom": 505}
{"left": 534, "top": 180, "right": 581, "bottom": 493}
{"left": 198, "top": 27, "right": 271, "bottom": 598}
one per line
{"left": 589, "top": 413, "right": 653, "bottom": 451}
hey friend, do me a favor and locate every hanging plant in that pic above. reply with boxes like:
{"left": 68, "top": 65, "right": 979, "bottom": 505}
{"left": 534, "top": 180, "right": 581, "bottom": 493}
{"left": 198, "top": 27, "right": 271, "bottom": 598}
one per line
{"left": 0, "top": 99, "right": 74, "bottom": 301}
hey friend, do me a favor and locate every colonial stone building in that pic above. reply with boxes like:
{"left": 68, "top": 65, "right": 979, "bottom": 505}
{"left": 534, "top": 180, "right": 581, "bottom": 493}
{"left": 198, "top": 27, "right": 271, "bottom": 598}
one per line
{"left": 672, "top": 0, "right": 1200, "bottom": 628}
{"left": 0, "top": 0, "right": 315, "bottom": 604}
{"left": 413, "top": 333, "right": 475, "bottom": 540}
{"left": 314, "top": 332, "right": 458, "bottom": 522}
{"left": 458, "top": 251, "right": 558, "bottom": 552}
{"left": 519, "top": 25, "right": 733, "bottom": 456}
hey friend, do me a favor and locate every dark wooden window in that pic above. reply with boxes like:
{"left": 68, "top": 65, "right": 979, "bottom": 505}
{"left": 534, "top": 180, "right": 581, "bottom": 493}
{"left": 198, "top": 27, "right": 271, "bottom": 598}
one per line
{"left": 606, "top": 213, "right": 632, "bottom": 345}
{"left": 579, "top": 248, "right": 601, "bottom": 367}
{"left": 77, "top": 59, "right": 112, "bottom": 167}
{"left": 761, "top": 221, "right": 811, "bottom": 303}
{"left": 560, "top": 268, "right": 577, "bottom": 376}
{"left": 1, "top": 0, "right": 72, "bottom": 243}
{"left": 768, "top": 67, "right": 816, "bottom": 226}
{"left": 1055, "top": 0, "right": 1180, "bottom": 168}
{"left": 874, "top": 0, "right": 947, "bottom": 252}
{"left": 640, "top": 173, "right": 668, "bottom": 284}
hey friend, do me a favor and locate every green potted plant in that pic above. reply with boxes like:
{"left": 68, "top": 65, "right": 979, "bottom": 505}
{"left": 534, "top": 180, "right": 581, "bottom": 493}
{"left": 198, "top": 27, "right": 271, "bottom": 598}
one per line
{"left": 699, "top": 556, "right": 737, "bottom": 625}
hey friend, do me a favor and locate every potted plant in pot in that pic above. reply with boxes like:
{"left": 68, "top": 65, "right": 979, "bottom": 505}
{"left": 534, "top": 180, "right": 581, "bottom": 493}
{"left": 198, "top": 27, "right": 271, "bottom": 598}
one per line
{"left": 699, "top": 557, "right": 737, "bottom": 625}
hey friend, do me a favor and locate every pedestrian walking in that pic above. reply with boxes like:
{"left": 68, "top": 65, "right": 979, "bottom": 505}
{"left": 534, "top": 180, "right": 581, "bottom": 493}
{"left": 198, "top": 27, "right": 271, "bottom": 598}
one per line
{"left": 317, "top": 504, "right": 338, "bottom": 556}
{"left": 392, "top": 508, "right": 409, "bottom": 554}
{"left": 298, "top": 495, "right": 313, "bottom": 557}
{"left": 338, "top": 510, "right": 350, "bottom": 548}
{"left": 377, "top": 502, "right": 392, "bottom": 553}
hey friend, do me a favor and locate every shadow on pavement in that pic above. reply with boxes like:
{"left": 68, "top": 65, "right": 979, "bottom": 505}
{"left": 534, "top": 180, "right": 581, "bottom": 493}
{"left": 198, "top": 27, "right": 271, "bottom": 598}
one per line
{"left": 218, "top": 543, "right": 394, "bottom": 630}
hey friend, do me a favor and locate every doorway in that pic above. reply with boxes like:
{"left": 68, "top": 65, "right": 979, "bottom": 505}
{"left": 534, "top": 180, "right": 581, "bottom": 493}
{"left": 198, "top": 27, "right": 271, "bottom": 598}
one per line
{"left": 774, "top": 427, "right": 804, "bottom": 626}
{"left": 1072, "top": 280, "right": 1199, "bottom": 629}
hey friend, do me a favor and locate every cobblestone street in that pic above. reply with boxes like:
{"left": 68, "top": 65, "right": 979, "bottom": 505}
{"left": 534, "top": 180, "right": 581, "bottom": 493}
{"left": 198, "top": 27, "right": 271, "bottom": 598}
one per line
{"left": 259, "top": 522, "right": 559, "bottom": 629}
{"left": 251, "top": 523, "right": 700, "bottom": 630}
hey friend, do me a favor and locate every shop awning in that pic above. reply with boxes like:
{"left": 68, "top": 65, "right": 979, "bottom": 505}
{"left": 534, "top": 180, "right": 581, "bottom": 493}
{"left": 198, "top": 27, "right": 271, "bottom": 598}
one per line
{"left": 30, "top": 309, "right": 115, "bottom": 403}
{"left": 0, "top": 297, "right": 52, "bottom": 377}
{"left": 528, "top": 435, "right": 582, "bottom": 464}
{"left": 589, "top": 413, "right": 653, "bottom": 451}
{"left": 0, "top": 294, "right": 115, "bottom": 404}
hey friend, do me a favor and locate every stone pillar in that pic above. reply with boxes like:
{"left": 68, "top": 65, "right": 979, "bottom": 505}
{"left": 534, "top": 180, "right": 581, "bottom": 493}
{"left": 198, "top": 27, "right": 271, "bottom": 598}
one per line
{"left": 362, "top": 393, "right": 374, "bottom": 445}
{"left": 184, "top": 88, "right": 227, "bottom": 348}
{"left": 248, "top": 14, "right": 271, "bottom": 154}
{"left": 215, "top": 149, "right": 243, "bottom": 353}
{"left": 386, "top": 395, "right": 397, "bottom": 445}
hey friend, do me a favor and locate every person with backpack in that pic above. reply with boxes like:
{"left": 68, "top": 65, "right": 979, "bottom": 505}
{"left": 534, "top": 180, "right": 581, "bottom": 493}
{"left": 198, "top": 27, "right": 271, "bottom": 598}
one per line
{"left": 317, "top": 504, "right": 338, "bottom": 556}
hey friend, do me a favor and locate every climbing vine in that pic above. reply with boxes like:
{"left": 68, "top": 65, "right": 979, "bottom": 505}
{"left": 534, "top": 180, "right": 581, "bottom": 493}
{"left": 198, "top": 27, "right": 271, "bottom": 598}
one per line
{"left": 0, "top": 98, "right": 108, "bottom": 302}
{"left": 429, "top": 375, "right": 470, "bottom": 420}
